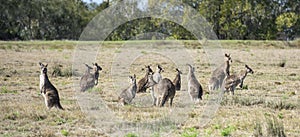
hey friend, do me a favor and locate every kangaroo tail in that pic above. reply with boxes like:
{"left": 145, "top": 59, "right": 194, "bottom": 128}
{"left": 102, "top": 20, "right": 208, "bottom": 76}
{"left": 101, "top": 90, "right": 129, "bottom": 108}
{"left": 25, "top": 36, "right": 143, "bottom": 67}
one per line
{"left": 57, "top": 102, "right": 64, "bottom": 110}
{"left": 160, "top": 93, "right": 169, "bottom": 107}
{"left": 198, "top": 85, "right": 203, "bottom": 100}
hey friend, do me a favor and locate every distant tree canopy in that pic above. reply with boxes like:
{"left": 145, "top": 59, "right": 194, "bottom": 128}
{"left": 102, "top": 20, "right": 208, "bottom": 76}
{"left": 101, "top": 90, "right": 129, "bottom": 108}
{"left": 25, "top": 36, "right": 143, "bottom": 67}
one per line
{"left": 0, "top": 0, "right": 299, "bottom": 40}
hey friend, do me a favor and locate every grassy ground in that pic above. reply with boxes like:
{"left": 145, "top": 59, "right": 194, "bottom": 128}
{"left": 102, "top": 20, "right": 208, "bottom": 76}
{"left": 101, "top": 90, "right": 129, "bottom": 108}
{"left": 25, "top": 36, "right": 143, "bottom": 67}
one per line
{"left": 0, "top": 40, "right": 299, "bottom": 137}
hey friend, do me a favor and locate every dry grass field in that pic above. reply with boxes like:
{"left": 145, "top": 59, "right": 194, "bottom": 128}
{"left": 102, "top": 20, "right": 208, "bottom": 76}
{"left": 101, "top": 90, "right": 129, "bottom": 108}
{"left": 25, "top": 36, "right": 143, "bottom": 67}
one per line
{"left": 0, "top": 40, "right": 299, "bottom": 137}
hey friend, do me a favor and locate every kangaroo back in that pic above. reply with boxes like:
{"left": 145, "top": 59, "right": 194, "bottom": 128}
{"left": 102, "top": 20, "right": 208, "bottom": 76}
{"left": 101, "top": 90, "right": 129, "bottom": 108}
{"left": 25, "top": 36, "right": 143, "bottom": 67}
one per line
{"left": 173, "top": 68, "right": 182, "bottom": 91}
{"left": 151, "top": 78, "right": 175, "bottom": 107}
{"left": 160, "top": 78, "right": 176, "bottom": 107}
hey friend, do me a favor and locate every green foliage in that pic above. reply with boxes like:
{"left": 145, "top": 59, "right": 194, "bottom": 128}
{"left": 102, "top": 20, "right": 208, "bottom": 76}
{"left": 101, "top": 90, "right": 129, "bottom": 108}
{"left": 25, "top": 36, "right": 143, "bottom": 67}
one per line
{"left": 278, "top": 113, "right": 284, "bottom": 119}
{"left": 181, "top": 127, "right": 198, "bottom": 137}
{"left": 204, "top": 129, "right": 212, "bottom": 137}
{"left": 220, "top": 125, "right": 235, "bottom": 136}
{"left": 125, "top": 133, "right": 138, "bottom": 137}
{"left": 151, "top": 132, "right": 160, "bottom": 137}
{"left": 0, "top": 0, "right": 299, "bottom": 40}
{"left": 276, "top": 12, "right": 298, "bottom": 31}
{"left": 61, "top": 129, "right": 69, "bottom": 136}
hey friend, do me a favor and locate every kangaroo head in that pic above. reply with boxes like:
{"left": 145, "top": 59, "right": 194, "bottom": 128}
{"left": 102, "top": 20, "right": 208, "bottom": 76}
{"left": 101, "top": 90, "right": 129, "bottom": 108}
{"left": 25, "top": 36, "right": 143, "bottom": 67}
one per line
{"left": 84, "top": 63, "right": 93, "bottom": 73}
{"left": 186, "top": 64, "right": 195, "bottom": 72}
{"left": 39, "top": 62, "right": 48, "bottom": 74}
{"left": 245, "top": 65, "right": 254, "bottom": 74}
{"left": 225, "top": 53, "right": 232, "bottom": 63}
{"left": 176, "top": 68, "right": 182, "bottom": 74}
{"left": 92, "top": 63, "right": 102, "bottom": 73}
{"left": 145, "top": 65, "right": 153, "bottom": 74}
{"left": 145, "top": 73, "right": 156, "bottom": 87}
{"left": 129, "top": 74, "right": 136, "bottom": 84}
{"left": 157, "top": 65, "right": 164, "bottom": 72}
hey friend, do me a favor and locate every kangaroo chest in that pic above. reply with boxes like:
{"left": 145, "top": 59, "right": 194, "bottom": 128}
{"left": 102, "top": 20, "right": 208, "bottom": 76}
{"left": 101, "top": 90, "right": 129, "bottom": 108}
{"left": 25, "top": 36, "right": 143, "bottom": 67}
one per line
{"left": 40, "top": 74, "right": 45, "bottom": 91}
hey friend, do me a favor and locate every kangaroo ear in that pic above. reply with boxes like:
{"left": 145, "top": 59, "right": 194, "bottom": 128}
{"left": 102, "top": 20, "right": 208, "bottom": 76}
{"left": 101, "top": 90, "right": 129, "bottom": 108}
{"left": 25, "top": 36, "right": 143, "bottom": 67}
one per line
{"left": 45, "top": 64, "right": 48, "bottom": 68}
{"left": 39, "top": 62, "right": 43, "bottom": 66}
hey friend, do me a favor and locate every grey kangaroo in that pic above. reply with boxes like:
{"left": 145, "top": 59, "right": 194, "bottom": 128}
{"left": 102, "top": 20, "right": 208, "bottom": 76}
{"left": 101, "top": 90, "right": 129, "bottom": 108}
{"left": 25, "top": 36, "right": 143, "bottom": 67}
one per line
{"left": 146, "top": 73, "right": 176, "bottom": 107}
{"left": 136, "top": 65, "right": 153, "bottom": 93}
{"left": 118, "top": 74, "right": 137, "bottom": 105}
{"left": 208, "top": 53, "right": 232, "bottom": 91}
{"left": 39, "top": 62, "right": 64, "bottom": 110}
{"left": 187, "top": 64, "right": 203, "bottom": 102}
{"left": 173, "top": 68, "right": 182, "bottom": 91}
{"left": 80, "top": 63, "right": 102, "bottom": 92}
{"left": 224, "top": 65, "right": 254, "bottom": 95}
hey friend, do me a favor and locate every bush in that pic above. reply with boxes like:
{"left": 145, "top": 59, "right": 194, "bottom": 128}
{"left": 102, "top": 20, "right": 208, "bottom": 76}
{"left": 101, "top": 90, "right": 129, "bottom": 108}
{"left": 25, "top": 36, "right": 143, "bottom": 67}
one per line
{"left": 265, "top": 100, "right": 296, "bottom": 110}
{"left": 51, "top": 64, "right": 72, "bottom": 77}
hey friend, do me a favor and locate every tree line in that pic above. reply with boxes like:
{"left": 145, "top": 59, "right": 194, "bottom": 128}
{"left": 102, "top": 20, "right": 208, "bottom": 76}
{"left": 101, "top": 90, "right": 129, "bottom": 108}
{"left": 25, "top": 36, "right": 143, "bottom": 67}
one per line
{"left": 0, "top": 0, "right": 299, "bottom": 40}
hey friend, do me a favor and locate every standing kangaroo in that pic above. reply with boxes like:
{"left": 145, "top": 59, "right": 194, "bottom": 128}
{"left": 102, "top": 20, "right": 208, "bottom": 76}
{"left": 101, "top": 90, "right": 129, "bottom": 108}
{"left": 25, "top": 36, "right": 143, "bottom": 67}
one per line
{"left": 187, "top": 64, "right": 203, "bottom": 102}
{"left": 39, "top": 62, "right": 64, "bottom": 110}
{"left": 153, "top": 65, "right": 163, "bottom": 83}
{"left": 146, "top": 73, "right": 176, "bottom": 107}
{"left": 80, "top": 63, "right": 102, "bottom": 92}
{"left": 208, "top": 53, "right": 232, "bottom": 91}
{"left": 118, "top": 74, "right": 137, "bottom": 105}
{"left": 173, "top": 68, "right": 182, "bottom": 91}
{"left": 136, "top": 65, "right": 153, "bottom": 93}
{"left": 224, "top": 65, "right": 254, "bottom": 95}
{"left": 92, "top": 63, "right": 102, "bottom": 85}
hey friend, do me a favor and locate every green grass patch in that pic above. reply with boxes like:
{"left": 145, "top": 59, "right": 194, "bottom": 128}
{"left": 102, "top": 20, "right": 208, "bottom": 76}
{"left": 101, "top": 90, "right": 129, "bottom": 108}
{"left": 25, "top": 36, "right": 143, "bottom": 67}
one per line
{"left": 0, "top": 86, "right": 17, "bottom": 94}
{"left": 181, "top": 127, "right": 198, "bottom": 137}
{"left": 4, "top": 111, "right": 20, "bottom": 120}
{"left": 125, "top": 133, "right": 138, "bottom": 137}
{"left": 61, "top": 129, "right": 69, "bottom": 136}
{"left": 220, "top": 125, "right": 236, "bottom": 136}
{"left": 0, "top": 40, "right": 298, "bottom": 50}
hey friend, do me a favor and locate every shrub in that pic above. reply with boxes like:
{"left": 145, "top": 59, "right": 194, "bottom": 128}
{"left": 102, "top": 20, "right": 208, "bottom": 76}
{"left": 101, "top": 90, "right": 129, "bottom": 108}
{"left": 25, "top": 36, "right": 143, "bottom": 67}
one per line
{"left": 265, "top": 100, "right": 296, "bottom": 110}
{"left": 51, "top": 64, "right": 72, "bottom": 77}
